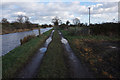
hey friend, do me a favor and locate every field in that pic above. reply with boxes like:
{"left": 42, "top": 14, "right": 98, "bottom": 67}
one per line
{"left": 61, "top": 28, "right": 120, "bottom": 78}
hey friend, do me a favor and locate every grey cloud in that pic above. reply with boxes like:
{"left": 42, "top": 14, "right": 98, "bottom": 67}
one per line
{"left": 1, "top": 2, "right": 118, "bottom": 24}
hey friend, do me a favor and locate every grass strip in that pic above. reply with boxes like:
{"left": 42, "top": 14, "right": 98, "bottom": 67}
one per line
{"left": 37, "top": 30, "right": 68, "bottom": 78}
{"left": 2, "top": 30, "right": 52, "bottom": 78}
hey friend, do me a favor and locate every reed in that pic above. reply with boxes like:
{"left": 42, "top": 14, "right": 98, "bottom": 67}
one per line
{"left": 20, "top": 34, "right": 36, "bottom": 45}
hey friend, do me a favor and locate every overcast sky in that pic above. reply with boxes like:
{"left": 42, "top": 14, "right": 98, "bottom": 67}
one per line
{"left": 0, "top": 0, "right": 119, "bottom": 24}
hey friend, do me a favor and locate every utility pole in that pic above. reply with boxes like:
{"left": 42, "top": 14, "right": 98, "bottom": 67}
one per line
{"left": 88, "top": 7, "right": 90, "bottom": 26}
{"left": 88, "top": 7, "right": 91, "bottom": 35}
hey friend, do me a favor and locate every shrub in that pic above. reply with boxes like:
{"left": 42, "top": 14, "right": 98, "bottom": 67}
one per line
{"left": 59, "top": 24, "right": 66, "bottom": 29}
{"left": 90, "top": 23, "right": 120, "bottom": 36}
{"left": 67, "top": 27, "right": 90, "bottom": 36}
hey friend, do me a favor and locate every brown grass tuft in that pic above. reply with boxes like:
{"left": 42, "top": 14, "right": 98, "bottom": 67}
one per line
{"left": 20, "top": 34, "right": 36, "bottom": 45}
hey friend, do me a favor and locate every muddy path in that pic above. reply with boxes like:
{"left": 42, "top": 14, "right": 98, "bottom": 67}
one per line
{"left": 58, "top": 31, "right": 94, "bottom": 78}
{"left": 15, "top": 30, "right": 94, "bottom": 78}
{"left": 16, "top": 30, "right": 54, "bottom": 78}
{"left": 36, "top": 30, "right": 68, "bottom": 78}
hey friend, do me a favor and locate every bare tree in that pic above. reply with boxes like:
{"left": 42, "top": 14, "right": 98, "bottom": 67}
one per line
{"left": 17, "top": 15, "right": 24, "bottom": 23}
{"left": 73, "top": 18, "right": 80, "bottom": 31}
{"left": 16, "top": 15, "right": 31, "bottom": 28}
{"left": 24, "top": 16, "right": 29, "bottom": 23}
{"left": 1, "top": 18, "right": 9, "bottom": 27}
{"left": 17, "top": 15, "right": 25, "bottom": 29}
{"left": 73, "top": 18, "right": 80, "bottom": 26}
{"left": 52, "top": 16, "right": 61, "bottom": 26}
{"left": 24, "top": 16, "right": 31, "bottom": 28}
{"left": 1, "top": 18, "right": 9, "bottom": 23}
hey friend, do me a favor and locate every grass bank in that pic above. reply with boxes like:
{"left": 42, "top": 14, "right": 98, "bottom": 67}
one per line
{"left": 37, "top": 30, "right": 68, "bottom": 78}
{"left": 61, "top": 29, "right": 120, "bottom": 78}
{"left": 2, "top": 29, "right": 52, "bottom": 78}
{"left": 1, "top": 27, "right": 40, "bottom": 35}
{"left": 1, "top": 27, "right": 51, "bottom": 35}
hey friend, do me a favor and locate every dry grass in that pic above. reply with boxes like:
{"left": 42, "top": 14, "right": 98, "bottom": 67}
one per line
{"left": 61, "top": 29, "right": 120, "bottom": 78}
{"left": 2, "top": 28, "right": 37, "bottom": 35}
{"left": 20, "top": 34, "right": 36, "bottom": 45}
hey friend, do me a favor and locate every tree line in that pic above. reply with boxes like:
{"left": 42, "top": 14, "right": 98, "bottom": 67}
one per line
{"left": 52, "top": 16, "right": 120, "bottom": 36}
{"left": 52, "top": 16, "right": 89, "bottom": 28}
{"left": 1, "top": 15, "right": 53, "bottom": 30}
{"left": 1, "top": 15, "right": 38, "bottom": 29}
{"left": 1, "top": 15, "right": 119, "bottom": 36}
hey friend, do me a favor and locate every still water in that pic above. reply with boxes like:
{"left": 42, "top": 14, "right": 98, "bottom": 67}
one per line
{"left": 1, "top": 27, "right": 53, "bottom": 56}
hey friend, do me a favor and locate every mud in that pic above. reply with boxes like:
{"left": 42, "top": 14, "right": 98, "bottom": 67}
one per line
{"left": 84, "top": 41, "right": 120, "bottom": 78}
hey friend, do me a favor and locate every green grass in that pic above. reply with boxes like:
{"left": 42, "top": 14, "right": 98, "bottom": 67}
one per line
{"left": 69, "top": 27, "right": 83, "bottom": 30}
{"left": 37, "top": 30, "right": 68, "bottom": 78}
{"left": 61, "top": 30, "right": 120, "bottom": 41}
{"left": 2, "top": 30, "right": 52, "bottom": 78}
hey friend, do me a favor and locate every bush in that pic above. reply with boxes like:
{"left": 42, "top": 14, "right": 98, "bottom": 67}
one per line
{"left": 90, "top": 23, "right": 120, "bottom": 36}
{"left": 68, "top": 29, "right": 76, "bottom": 36}
{"left": 67, "top": 27, "right": 90, "bottom": 36}
{"left": 59, "top": 24, "right": 66, "bottom": 29}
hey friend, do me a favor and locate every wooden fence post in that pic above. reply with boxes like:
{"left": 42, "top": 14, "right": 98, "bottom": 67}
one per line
{"left": 38, "top": 28, "right": 41, "bottom": 37}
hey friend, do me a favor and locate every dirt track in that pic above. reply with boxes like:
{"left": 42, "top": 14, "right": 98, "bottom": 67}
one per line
{"left": 16, "top": 30, "right": 95, "bottom": 78}
{"left": 58, "top": 31, "right": 94, "bottom": 78}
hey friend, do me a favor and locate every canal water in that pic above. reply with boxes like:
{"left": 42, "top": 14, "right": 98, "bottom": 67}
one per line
{"left": 0, "top": 27, "right": 53, "bottom": 56}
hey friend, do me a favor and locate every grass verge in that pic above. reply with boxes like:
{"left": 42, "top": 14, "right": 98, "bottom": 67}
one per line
{"left": 2, "top": 29, "right": 52, "bottom": 78}
{"left": 61, "top": 30, "right": 120, "bottom": 41}
{"left": 37, "top": 30, "right": 68, "bottom": 78}
{"left": 61, "top": 29, "right": 120, "bottom": 78}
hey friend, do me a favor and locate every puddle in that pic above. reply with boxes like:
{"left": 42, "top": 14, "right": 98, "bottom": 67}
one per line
{"left": 52, "top": 30, "right": 55, "bottom": 33}
{"left": 17, "top": 30, "right": 54, "bottom": 78}
{"left": 61, "top": 37, "right": 68, "bottom": 44}
{"left": 109, "top": 46, "right": 117, "bottom": 49}
{"left": 44, "top": 30, "right": 54, "bottom": 47}
{"left": 58, "top": 31, "right": 61, "bottom": 35}
{"left": 39, "top": 47, "right": 47, "bottom": 53}
{"left": 46, "top": 37, "right": 52, "bottom": 44}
